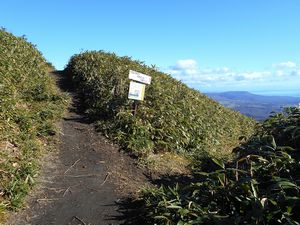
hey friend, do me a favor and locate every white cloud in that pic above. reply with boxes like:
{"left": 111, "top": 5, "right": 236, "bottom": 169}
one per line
{"left": 202, "top": 67, "right": 231, "bottom": 74}
{"left": 274, "top": 61, "right": 297, "bottom": 69}
{"left": 239, "top": 71, "right": 271, "bottom": 80}
{"left": 290, "top": 69, "right": 300, "bottom": 76}
{"left": 275, "top": 68, "right": 300, "bottom": 77}
{"left": 165, "top": 59, "right": 299, "bottom": 89}
{"left": 169, "top": 59, "right": 198, "bottom": 77}
{"left": 275, "top": 70, "right": 285, "bottom": 77}
{"left": 173, "top": 59, "right": 198, "bottom": 70}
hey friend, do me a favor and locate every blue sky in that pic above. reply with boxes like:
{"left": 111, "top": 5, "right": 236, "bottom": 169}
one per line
{"left": 1, "top": 0, "right": 300, "bottom": 96}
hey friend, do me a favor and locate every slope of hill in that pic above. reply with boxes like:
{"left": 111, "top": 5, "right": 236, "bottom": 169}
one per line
{"left": 206, "top": 91, "right": 300, "bottom": 120}
{"left": 65, "top": 51, "right": 255, "bottom": 159}
{"left": 140, "top": 107, "right": 300, "bottom": 224}
{"left": 0, "top": 29, "right": 67, "bottom": 219}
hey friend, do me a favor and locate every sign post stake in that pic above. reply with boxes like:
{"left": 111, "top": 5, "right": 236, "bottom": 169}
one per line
{"left": 133, "top": 100, "right": 138, "bottom": 116}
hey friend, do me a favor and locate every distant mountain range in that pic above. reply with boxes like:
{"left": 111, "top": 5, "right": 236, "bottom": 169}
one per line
{"left": 205, "top": 91, "right": 300, "bottom": 121}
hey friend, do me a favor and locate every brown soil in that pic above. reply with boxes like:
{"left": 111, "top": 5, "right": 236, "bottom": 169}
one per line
{"left": 6, "top": 72, "right": 150, "bottom": 225}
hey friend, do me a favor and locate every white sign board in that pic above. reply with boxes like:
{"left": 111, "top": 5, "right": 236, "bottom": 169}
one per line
{"left": 128, "top": 81, "right": 146, "bottom": 101}
{"left": 129, "top": 70, "right": 151, "bottom": 85}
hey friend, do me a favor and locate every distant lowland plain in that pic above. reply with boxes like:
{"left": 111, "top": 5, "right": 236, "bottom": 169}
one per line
{"left": 205, "top": 91, "right": 300, "bottom": 121}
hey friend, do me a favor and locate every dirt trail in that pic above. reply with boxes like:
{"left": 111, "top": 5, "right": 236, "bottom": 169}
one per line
{"left": 7, "top": 72, "right": 148, "bottom": 225}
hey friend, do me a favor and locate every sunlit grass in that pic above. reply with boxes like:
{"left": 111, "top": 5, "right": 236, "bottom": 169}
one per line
{"left": 0, "top": 29, "right": 68, "bottom": 221}
{"left": 65, "top": 51, "right": 256, "bottom": 161}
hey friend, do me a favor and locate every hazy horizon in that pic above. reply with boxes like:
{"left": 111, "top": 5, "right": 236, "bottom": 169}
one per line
{"left": 204, "top": 90, "right": 300, "bottom": 98}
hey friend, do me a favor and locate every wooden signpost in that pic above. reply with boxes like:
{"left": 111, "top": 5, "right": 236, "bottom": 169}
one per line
{"left": 128, "top": 70, "right": 151, "bottom": 115}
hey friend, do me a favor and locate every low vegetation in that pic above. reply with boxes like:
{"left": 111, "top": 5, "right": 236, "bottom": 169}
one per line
{"left": 0, "top": 29, "right": 67, "bottom": 220}
{"left": 140, "top": 107, "right": 300, "bottom": 224}
{"left": 5, "top": 29, "right": 290, "bottom": 224}
{"left": 65, "top": 51, "right": 255, "bottom": 161}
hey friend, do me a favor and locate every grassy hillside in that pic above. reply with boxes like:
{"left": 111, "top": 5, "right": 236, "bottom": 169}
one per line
{"left": 65, "top": 51, "right": 255, "bottom": 159}
{"left": 141, "top": 107, "right": 300, "bottom": 224}
{"left": 0, "top": 29, "right": 67, "bottom": 219}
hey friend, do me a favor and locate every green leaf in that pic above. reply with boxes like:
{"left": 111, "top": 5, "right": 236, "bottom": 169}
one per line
{"left": 177, "top": 220, "right": 185, "bottom": 225}
{"left": 166, "top": 205, "right": 182, "bottom": 209}
{"left": 277, "top": 146, "right": 295, "bottom": 152}
{"left": 251, "top": 180, "right": 258, "bottom": 198}
{"left": 211, "top": 158, "right": 225, "bottom": 169}
{"left": 194, "top": 171, "right": 210, "bottom": 176}
{"left": 154, "top": 215, "right": 169, "bottom": 220}
{"left": 270, "top": 181, "right": 299, "bottom": 190}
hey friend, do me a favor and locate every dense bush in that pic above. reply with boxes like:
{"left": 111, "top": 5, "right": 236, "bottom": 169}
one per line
{"left": 141, "top": 108, "right": 300, "bottom": 224}
{"left": 0, "top": 29, "right": 66, "bottom": 216}
{"left": 65, "top": 51, "right": 255, "bottom": 158}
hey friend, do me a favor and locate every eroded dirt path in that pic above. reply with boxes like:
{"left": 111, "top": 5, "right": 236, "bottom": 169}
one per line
{"left": 7, "top": 72, "right": 148, "bottom": 225}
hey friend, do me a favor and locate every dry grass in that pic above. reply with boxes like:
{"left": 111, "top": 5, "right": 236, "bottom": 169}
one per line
{"left": 146, "top": 152, "right": 191, "bottom": 175}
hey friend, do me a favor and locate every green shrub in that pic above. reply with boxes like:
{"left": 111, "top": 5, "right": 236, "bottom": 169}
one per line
{"left": 140, "top": 108, "right": 300, "bottom": 225}
{"left": 65, "top": 51, "right": 255, "bottom": 158}
{"left": 0, "top": 28, "right": 67, "bottom": 215}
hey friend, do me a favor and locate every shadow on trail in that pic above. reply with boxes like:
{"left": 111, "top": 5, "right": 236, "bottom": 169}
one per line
{"left": 111, "top": 197, "right": 149, "bottom": 225}
{"left": 112, "top": 173, "right": 196, "bottom": 225}
{"left": 51, "top": 70, "right": 74, "bottom": 93}
{"left": 51, "top": 70, "right": 93, "bottom": 124}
